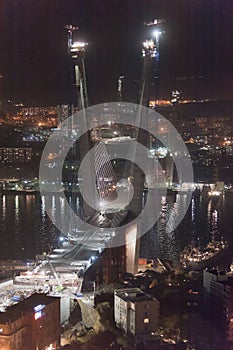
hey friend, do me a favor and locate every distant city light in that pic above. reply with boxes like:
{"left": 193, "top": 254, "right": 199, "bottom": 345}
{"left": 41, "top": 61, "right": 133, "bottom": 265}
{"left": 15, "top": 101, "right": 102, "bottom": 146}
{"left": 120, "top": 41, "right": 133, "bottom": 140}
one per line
{"left": 157, "top": 147, "right": 168, "bottom": 158}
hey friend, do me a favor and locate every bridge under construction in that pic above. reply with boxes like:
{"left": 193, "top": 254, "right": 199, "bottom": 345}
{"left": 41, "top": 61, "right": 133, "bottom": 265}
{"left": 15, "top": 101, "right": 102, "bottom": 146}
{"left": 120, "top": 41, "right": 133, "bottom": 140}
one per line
{"left": 39, "top": 20, "right": 192, "bottom": 285}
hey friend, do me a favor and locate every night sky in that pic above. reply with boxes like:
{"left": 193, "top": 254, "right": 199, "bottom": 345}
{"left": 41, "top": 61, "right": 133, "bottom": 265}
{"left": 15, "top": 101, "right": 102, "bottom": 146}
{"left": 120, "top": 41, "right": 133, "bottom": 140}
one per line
{"left": 0, "top": 0, "right": 232, "bottom": 106}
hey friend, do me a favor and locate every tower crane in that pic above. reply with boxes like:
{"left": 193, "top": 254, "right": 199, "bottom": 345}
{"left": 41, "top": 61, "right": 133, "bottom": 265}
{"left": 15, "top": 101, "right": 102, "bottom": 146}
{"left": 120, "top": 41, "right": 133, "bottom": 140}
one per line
{"left": 144, "top": 18, "right": 166, "bottom": 27}
{"left": 65, "top": 24, "right": 89, "bottom": 110}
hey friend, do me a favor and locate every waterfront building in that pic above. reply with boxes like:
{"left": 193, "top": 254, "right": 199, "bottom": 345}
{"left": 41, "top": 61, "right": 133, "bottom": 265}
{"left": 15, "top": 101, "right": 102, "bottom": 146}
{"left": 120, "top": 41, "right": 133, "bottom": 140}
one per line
{"left": 114, "top": 288, "right": 159, "bottom": 337}
{"left": 0, "top": 293, "right": 60, "bottom": 350}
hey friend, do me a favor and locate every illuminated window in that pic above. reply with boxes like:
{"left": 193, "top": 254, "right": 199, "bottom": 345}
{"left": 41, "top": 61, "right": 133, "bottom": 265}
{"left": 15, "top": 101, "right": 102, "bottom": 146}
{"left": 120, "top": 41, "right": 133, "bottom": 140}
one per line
{"left": 144, "top": 318, "right": 149, "bottom": 324}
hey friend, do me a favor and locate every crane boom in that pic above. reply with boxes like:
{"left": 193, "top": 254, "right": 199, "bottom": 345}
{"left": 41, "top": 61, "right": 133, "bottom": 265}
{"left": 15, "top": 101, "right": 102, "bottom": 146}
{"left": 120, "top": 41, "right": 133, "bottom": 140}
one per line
{"left": 144, "top": 18, "right": 166, "bottom": 27}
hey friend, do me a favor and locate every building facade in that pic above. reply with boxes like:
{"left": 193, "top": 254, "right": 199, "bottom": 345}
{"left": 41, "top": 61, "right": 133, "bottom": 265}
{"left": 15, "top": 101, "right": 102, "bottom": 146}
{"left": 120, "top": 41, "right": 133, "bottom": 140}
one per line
{"left": 114, "top": 288, "right": 159, "bottom": 337}
{"left": 0, "top": 293, "right": 60, "bottom": 350}
{"left": 203, "top": 269, "right": 233, "bottom": 343}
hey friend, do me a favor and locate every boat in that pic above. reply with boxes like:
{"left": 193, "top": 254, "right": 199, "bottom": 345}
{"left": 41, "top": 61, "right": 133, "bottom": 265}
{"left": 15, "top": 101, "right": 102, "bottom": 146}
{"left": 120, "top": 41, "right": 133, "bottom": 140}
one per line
{"left": 180, "top": 240, "right": 228, "bottom": 270}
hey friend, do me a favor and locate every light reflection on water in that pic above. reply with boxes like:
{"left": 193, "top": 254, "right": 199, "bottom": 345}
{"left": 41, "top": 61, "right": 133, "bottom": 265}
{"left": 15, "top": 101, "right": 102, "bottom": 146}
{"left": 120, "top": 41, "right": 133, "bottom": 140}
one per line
{"left": 0, "top": 192, "right": 232, "bottom": 262}
{"left": 140, "top": 193, "right": 233, "bottom": 265}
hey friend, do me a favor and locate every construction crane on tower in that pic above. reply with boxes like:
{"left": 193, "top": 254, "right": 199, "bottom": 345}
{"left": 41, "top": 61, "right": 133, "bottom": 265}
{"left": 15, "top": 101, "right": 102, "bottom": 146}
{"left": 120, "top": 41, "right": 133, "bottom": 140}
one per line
{"left": 64, "top": 25, "right": 94, "bottom": 223}
{"left": 117, "top": 76, "right": 125, "bottom": 102}
{"left": 144, "top": 18, "right": 165, "bottom": 64}
{"left": 64, "top": 24, "right": 89, "bottom": 111}
{"left": 141, "top": 18, "right": 165, "bottom": 106}
{"left": 64, "top": 24, "right": 79, "bottom": 53}
{"left": 144, "top": 18, "right": 166, "bottom": 26}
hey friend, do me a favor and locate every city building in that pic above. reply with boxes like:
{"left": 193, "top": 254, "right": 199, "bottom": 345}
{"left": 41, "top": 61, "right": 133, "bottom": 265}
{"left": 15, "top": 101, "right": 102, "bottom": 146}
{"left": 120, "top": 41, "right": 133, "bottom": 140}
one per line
{"left": 101, "top": 245, "right": 126, "bottom": 284}
{"left": 87, "top": 245, "right": 126, "bottom": 286}
{"left": 0, "top": 106, "right": 59, "bottom": 127}
{"left": 0, "top": 147, "right": 32, "bottom": 163}
{"left": 203, "top": 269, "right": 233, "bottom": 343}
{"left": 203, "top": 269, "right": 228, "bottom": 295}
{"left": 0, "top": 293, "right": 60, "bottom": 350}
{"left": 18, "top": 106, "right": 57, "bottom": 119}
{"left": 56, "top": 104, "right": 69, "bottom": 126}
{"left": 114, "top": 288, "right": 159, "bottom": 337}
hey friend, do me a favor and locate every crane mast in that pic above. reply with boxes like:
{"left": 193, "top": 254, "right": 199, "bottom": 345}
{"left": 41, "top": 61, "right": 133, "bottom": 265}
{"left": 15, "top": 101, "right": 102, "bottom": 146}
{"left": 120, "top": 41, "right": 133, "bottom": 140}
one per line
{"left": 65, "top": 24, "right": 89, "bottom": 111}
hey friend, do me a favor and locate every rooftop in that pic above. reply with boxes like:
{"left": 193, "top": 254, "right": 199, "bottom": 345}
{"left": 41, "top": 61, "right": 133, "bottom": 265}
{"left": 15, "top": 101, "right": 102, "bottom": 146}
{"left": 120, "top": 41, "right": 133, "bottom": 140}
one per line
{"left": 114, "top": 288, "right": 154, "bottom": 302}
{"left": 0, "top": 293, "right": 59, "bottom": 324}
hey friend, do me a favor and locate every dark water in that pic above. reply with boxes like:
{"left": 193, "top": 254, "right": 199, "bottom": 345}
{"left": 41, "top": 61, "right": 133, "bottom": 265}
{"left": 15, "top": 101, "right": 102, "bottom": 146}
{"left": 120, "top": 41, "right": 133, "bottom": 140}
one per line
{"left": 140, "top": 192, "right": 233, "bottom": 265}
{"left": 0, "top": 192, "right": 232, "bottom": 262}
{"left": 0, "top": 194, "right": 59, "bottom": 259}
